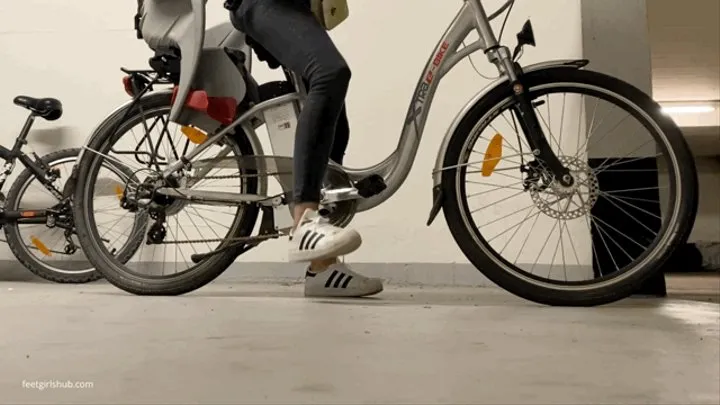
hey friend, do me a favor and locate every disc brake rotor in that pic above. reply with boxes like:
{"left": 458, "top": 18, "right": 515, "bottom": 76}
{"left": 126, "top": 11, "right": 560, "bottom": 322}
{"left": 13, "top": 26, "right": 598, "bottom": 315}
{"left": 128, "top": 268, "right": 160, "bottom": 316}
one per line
{"left": 529, "top": 155, "right": 600, "bottom": 220}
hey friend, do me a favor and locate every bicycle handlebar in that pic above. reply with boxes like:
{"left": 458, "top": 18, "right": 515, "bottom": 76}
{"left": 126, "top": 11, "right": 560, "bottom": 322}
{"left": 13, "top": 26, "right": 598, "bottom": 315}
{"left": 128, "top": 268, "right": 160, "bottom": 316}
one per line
{"left": 487, "top": 0, "right": 515, "bottom": 21}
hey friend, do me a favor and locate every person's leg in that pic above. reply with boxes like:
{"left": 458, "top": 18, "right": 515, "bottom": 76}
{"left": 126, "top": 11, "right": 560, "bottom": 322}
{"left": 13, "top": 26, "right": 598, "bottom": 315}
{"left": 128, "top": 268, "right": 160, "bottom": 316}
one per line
{"left": 231, "top": 0, "right": 381, "bottom": 297}
{"left": 234, "top": 0, "right": 347, "bottom": 241}
{"left": 330, "top": 104, "right": 350, "bottom": 165}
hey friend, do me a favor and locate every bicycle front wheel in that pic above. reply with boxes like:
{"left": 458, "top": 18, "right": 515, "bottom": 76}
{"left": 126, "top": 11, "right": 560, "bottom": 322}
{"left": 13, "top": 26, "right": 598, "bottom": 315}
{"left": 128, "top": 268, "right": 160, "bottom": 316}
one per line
{"left": 441, "top": 67, "right": 698, "bottom": 306}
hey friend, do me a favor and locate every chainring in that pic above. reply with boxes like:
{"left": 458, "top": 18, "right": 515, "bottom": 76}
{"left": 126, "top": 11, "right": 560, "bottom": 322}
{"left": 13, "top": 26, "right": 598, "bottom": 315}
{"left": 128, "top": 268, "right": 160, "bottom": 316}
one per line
{"left": 319, "top": 165, "right": 358, "bottom": 228}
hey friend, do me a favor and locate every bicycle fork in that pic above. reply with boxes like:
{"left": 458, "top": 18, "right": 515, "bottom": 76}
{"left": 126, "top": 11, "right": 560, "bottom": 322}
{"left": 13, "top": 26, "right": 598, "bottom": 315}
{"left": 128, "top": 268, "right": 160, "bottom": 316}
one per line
{"left": 489, "top": 46, "right": 574, "bottom": 187}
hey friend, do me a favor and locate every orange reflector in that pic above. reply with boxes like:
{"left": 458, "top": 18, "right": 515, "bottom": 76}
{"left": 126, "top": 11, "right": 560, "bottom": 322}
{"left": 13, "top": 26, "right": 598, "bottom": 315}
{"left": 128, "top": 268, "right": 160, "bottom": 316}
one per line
{"left": 30, "top": 236, "right": 52, "bottom": 257}
{"left": 114, "top": 185, "right": 124, "bottom": 200}
{"left": 181, "top": 126, "right": 208, "bottom": 145}
{"left": 481, "top": 133, "right": 503, "bottom": 177}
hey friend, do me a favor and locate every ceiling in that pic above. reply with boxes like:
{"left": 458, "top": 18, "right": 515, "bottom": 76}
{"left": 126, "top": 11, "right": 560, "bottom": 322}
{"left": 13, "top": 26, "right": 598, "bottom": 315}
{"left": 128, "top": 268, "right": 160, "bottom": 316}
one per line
{"left": 647, "top": 0, "right": 720, "bottom": 103}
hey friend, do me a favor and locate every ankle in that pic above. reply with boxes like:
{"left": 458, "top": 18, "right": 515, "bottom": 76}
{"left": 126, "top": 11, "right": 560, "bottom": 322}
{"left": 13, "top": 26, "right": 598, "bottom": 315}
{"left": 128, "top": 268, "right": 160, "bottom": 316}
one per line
{"left": 309, "top": 258, "right": 339, "bottom": 273}
{"left": 293, "top": 203, "right": 320, "bottom": 229}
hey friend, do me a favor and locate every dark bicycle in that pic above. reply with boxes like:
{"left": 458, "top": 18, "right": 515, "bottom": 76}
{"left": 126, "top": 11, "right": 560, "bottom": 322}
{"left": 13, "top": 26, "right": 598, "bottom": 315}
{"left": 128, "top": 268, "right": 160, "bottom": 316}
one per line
{"left": 0, "top": 95, "right": 146, "bottom": 283}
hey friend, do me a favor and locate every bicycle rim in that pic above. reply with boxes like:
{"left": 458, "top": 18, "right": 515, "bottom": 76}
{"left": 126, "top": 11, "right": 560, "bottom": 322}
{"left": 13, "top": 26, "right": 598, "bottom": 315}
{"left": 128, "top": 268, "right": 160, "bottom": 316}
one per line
{"left": 78, "top": 105, "right": 253, "bottom": 281}
{"left": 453, "top": 79, "right": 684, "bottom": 291}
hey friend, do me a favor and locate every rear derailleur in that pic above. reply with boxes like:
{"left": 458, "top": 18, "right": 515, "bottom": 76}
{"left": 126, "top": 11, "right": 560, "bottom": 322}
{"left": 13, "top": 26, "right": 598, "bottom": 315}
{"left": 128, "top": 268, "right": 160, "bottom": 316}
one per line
{"left": 44, "top": 200, "right": 80, "bottom": 255}
{"left": 146, "top": 207, "right": 168, "bottom": 245}
{"left": 115, "top": 176, "right": 173, "bottom": 245}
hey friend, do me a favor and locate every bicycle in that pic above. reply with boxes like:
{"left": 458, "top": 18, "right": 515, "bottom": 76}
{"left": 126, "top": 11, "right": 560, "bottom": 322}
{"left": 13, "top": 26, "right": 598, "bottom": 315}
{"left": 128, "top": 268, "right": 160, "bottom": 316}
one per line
{"left": 0, "top": 95, "right": 147, "bottom": 283}
{"left": 71, "top": 0, "right": 698, "bottom": 306}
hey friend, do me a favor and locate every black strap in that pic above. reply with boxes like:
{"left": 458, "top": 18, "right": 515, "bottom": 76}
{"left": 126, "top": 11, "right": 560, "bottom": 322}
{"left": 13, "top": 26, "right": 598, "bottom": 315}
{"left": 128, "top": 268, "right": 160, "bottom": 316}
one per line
{"left": 134, "top": 0, "right": 144, "bottom": 39}
{"left": 224, "top": 0, "right": 243, "bottom": 11}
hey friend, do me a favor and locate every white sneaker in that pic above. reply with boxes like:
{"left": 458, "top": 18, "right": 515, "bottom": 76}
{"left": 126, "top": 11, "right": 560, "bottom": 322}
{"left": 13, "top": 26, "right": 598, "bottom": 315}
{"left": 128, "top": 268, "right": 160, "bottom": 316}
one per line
{"left": 304, "top": 263, "right": 384, "bottom": 297}
{"left": 288, "top": 209, "right": 362, "bottom": 263}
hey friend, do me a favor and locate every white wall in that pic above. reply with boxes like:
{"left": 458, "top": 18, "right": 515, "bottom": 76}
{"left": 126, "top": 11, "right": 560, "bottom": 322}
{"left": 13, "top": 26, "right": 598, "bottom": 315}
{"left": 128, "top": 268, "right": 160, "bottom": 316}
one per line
{"left": 0, "top": 0, "right": 585, "bottom": 264}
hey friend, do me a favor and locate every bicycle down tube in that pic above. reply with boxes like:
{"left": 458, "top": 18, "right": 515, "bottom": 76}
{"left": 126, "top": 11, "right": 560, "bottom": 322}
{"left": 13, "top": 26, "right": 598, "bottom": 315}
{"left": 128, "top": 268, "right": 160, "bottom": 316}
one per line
{"left": 160, "top": 2, "right": 494, "bottom": 199}
{"left": 158, "top": 1, "right": 564, "bottom": 210}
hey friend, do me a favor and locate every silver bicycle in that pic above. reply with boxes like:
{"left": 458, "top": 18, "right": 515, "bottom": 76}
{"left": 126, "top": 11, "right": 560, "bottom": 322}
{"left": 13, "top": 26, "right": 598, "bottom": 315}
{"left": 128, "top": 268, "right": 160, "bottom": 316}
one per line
{"left": 71, "top": 0, "right": 698, "bottom": 306}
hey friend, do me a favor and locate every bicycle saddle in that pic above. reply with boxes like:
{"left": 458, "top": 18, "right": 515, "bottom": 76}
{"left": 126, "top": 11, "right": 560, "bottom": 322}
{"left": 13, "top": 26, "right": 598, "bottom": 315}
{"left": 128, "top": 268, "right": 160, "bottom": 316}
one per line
{"left": 13, "top": 96, "right": 63, "bottom": 121}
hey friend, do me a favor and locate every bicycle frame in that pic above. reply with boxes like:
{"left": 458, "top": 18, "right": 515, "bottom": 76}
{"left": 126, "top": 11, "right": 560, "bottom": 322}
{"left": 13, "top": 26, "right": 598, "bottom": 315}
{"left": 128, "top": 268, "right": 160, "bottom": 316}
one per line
{"left": 137, "top": 0, "right": 585, "bottom": 217}
{"left": 0, "top": 114, "right": 68, "bottom": 226}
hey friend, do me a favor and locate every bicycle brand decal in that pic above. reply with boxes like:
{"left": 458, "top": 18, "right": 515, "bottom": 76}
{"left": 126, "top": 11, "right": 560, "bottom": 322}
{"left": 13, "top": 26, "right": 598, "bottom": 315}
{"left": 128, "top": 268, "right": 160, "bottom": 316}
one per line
{"left": 405, "top": 41, "right": 451, "bottom": 125}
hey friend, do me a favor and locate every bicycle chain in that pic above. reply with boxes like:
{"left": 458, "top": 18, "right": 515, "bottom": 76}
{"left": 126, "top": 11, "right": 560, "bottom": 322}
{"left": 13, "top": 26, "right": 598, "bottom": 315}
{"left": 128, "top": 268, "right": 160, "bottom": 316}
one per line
{"left": 185, "top": 171, "right": 286, "bottom": 182}
{"left": 135, "top": 172, "right": 286, "bottom": 245}
{"left": 186, "top": 174, "right": 244, "bottom": 181}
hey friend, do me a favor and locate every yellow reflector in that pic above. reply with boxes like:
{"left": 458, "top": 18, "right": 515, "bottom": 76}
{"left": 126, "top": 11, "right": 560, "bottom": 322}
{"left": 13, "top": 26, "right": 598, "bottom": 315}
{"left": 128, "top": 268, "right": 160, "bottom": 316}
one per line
{"left": 31, "top": 236, "right": 52, "bottom": 257}
{"left": 481, "top": 133, "right": 503, "bottom": 177}
{"left": 181, "top": 126, "right": 208, "bottom": 145}
{"left": 115, "top": 185, "right": 124, "bottom": 200}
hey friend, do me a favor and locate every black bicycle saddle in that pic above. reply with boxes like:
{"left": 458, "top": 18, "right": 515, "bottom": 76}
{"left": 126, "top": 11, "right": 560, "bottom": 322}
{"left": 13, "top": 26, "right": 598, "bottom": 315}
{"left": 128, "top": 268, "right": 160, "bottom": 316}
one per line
{"left": 13, "top": 96, "right": 63, "bottom": 121}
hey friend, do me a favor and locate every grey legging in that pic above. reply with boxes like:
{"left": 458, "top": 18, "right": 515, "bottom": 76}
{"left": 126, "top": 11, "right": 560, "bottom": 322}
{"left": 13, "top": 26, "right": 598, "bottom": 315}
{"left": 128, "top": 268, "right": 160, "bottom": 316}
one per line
{"left": 230, "top": 0, "right": 351, "bottom": 204}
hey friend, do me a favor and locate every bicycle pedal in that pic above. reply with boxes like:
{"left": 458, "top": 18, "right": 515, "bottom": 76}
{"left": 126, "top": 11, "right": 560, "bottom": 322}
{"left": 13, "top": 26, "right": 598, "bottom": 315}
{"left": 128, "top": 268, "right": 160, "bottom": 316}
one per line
{"left": 322, "top": 186, "right": 359, "bottom": 203}
{"left": 355, "top": 174, "right": 387, "bottom": 199}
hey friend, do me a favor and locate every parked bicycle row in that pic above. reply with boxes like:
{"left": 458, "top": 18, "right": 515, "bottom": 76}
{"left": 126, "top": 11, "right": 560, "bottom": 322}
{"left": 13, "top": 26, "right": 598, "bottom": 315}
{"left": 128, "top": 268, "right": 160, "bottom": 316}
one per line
{"left": 0, "top": 0, "right": 698, "bottom": 306}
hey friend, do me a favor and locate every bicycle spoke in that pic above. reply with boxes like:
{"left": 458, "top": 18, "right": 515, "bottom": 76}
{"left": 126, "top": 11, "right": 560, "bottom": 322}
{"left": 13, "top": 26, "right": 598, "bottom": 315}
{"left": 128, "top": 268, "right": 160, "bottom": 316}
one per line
{"left": 599, "top": 191, "right": 663, "bottom": 221}
{"left": 497, "top": 207, "right": 541, "bottom": 254}
{"left": 469, "top": 189, "right": 528, "bottom": 215}
{"left": 452, "top": 81, "right": 688, "bottom": 290}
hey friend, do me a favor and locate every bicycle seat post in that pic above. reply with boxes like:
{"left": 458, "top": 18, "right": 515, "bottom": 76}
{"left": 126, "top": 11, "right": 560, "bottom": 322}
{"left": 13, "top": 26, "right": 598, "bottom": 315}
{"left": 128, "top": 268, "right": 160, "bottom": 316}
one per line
{"left": 12, "top": 112, "right": 37, "bottom": 155}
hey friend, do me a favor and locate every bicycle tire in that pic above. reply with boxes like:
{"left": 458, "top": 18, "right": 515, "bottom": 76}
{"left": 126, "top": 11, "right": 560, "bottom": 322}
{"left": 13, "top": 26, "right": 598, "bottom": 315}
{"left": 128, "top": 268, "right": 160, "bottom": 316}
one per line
{"left": 73, "top": 92, "right": 260, "bottom": 295}
{"left": 441, "top": 67, "right": 698, "bottom": 306}
{"left": 3, "top": 149, "right": 100, "bottom": 283}
{"left": 4, "top": 148, "right": 147, "bottom": 283}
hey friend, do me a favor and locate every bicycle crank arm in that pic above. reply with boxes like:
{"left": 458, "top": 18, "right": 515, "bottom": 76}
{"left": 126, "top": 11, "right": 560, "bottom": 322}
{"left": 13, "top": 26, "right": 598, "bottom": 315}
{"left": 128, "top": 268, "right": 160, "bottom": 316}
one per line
{"left": 189, "top": 205, "right": 281, "bottom": 263}
{"left": 189, "top": 235, "right": 274, "bottom": 263}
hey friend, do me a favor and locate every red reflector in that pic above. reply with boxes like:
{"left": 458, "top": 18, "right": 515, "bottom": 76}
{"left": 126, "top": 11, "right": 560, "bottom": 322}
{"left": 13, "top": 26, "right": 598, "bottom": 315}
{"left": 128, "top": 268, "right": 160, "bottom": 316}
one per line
{"left": 122, "top": 76, "right": 134, "bottom": 97}
{"left": 171, "top": 87, "right": 237, "bottom": 125}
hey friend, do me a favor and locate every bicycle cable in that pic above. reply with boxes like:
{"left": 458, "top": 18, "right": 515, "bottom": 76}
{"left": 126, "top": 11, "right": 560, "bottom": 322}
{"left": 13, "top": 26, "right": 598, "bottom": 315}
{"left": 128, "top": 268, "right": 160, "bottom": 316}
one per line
{"left": 464, "top": 0, "right": 517, "bottom": 81}
{"left": 497, "top": 0, "right": 516, "bottom": 43}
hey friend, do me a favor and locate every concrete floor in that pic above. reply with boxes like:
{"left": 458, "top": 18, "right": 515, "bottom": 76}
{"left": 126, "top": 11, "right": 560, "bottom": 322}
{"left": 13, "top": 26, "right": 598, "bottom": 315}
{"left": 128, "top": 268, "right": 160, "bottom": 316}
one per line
{"left": 0, "top": 281, "right": 718, "bottom": 405}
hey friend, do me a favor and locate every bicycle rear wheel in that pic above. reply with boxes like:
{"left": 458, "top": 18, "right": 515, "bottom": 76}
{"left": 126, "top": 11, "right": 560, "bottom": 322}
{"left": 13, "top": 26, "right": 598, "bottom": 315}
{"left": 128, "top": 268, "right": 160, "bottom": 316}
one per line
{"left": 441, "top": 67, "right": 698, "bottom": 306}
{"left": 73, "top": 92, "right": 260, "bottom": 295}
{"left": 3, "top": 148, "right": 145, "bottom": 283}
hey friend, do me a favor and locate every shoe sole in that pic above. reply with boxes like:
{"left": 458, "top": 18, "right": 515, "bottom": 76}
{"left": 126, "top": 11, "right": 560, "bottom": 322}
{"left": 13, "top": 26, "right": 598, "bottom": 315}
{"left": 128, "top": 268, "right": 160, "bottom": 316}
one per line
{"left": 288, "top": 229, "right": 362, "bottom": 263}
{"left": 305, "top": 283, "right": 384, "bottom": 298}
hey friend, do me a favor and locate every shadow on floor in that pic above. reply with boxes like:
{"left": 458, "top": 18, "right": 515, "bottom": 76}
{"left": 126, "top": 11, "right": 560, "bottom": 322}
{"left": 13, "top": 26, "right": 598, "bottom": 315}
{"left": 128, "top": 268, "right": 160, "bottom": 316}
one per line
{"left": 3, "top": 265, "right": 718, "bottom": 305}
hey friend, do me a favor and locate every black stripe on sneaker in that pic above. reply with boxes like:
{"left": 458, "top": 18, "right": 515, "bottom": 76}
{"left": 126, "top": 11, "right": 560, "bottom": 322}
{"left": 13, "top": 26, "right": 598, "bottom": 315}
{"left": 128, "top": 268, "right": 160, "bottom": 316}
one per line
{"left": 304, "top": 232, "right": 320, "bottom": 250}
{"left": 341, "top": 275, "right": 353, "bottom": 288}
{"left": 325, "top": 270, "right": 339, "bottom": 288}
{"left": 333, "top": 273, "right": 345, "bottom": 288}
{"left": 310, "top": 234, "right": 325, "bottom": 249}
{"left": 299, "top": 230, "right": 312, "bottom": 251}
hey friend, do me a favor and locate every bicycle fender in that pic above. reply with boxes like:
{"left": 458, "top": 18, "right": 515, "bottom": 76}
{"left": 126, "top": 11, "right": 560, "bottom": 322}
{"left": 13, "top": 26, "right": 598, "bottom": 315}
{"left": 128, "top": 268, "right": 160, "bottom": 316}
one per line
{"left": 75, "top": 91, "right": 174, "bottom": 165}
{"left": 426, "top": 59, "right": 589, "bottom": 227}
